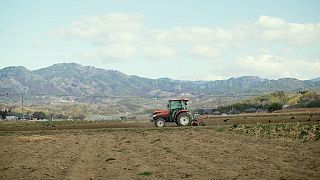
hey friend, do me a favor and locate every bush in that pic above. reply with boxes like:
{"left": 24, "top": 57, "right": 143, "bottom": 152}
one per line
{"left": 72, "top": 114, "right": 86, "bottom": 120}
{"left": 0, "top": 109, "right": 8, "bottom": 119}
{"left": 57, "top": 113, "right": 69, "bottom": 120}
{"left": 218, "top": 103, "right": 261, "bottom": 113}
{"left": 306, "top": 99, "right": 320, "bottom": 108}
{"left": 32, "top": 111, "right": 47, "bottom": 119}
{"left": 267, "top": 103, "right": 282, "bottom": 112}
{"left": 294, "top": 98, "right": 320, "bottom": 108}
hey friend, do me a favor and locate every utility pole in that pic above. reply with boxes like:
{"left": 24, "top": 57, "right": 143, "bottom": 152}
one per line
{"left": 50, "top": 100, "right": 54, "bottom": 121}
{"left": 21, "top": 93, "right": 24, "bottom": 120}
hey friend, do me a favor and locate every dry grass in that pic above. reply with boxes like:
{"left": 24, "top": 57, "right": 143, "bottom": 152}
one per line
{"left": 15, "top": 135, "right": 57, "bottom": 142}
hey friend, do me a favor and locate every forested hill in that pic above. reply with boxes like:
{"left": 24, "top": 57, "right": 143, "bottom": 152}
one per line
{"left": 0, "top": 63, "right": 319, "bottom": 97}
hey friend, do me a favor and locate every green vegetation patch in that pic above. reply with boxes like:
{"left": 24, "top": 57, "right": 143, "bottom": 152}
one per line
{"left": 228, "top": 123, "right": 320, "bottom": 141}
{"left": 137, "top": 171, "right": 152, "bottom": 176}
{"left": 217, "top": 91, "right": 320, "bottom": 114}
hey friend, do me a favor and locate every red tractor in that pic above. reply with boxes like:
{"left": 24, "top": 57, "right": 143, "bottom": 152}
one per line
{"left": 151, "top": 99, "right": 206, "bottom": 127}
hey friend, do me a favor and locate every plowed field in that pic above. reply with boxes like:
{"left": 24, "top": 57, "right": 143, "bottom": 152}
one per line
{"left": 1, "top": 126, "right": 319, "bottom": 179}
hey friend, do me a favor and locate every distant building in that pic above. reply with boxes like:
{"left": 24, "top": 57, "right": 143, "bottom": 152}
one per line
{"left": 212, "top": 111, "right": 221, "bottom": 115}
{"left": 283, "top": 104, "right": 290, "bottom": 109}
{"left": 6, "top": 116, "right": 18, "bottom": 120}
{"left": 244, "top": 108, "right": 258, "bottom": 113}
{"left": 17, "top": 115, "right": 32, "bottom": 120}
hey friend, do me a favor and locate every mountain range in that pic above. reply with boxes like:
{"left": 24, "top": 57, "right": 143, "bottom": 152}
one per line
{"left": 0, "top": 63, "right": 319, "bottom": 97}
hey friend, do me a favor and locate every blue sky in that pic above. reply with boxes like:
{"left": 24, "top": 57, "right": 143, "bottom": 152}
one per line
{"left": 0, "top": 0, "right": 319, "bottom": 80}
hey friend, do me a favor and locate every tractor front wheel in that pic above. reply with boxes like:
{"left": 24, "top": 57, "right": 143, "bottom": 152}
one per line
{"left": 155, "top": 118, "right": 166, "bottom": 127}
{"left": 176, "top": 113, "right": 192, "bottom": 126}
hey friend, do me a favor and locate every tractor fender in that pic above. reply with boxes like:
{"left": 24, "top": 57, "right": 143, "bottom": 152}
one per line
{"left": 174, "top": 110, "right": 189, "bottom": 121}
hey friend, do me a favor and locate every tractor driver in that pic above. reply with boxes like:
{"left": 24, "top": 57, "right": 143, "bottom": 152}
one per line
{"left": 170, "top": 100, "right": 182, "bottom": 109}
{"left": 169, "top": 100, "right": 182, "bottom": 121}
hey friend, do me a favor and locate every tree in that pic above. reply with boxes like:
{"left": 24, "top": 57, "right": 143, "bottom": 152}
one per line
{"left": 0, "top": 109, "right": 8, "bottom": 119}
{"left": 57, "top": 113, "right": 69, "bottom": 120}
{"left": 306, "top": 99, "right": 320, "bottom": 108}
{"left": 72, "top": 114, "right": 85, "bottom": 120}
{"left": 32, "top": 111, "right": 47, "bottom": 119}
{"left": 267, "top": 103, "right": 283, "bottom": 112}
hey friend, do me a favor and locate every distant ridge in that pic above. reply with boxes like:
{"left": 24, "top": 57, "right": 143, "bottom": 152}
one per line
{"left": 0, "top": 63, "right": 319, "bottom": 96}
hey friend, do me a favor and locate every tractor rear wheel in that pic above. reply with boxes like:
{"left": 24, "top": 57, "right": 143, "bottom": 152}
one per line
{"left": 176, "top": 113, "right": 192, "bottom": 126}
{"left": 155, "top": 118, "right": 166, "bottom": 127}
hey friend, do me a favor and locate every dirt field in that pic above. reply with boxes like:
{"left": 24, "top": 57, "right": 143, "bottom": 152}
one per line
{"left": 1, "top": 126, "right": 319, "bottom": 180}
{"left": 0, "top": 110, "right": 319, "bottom": 131}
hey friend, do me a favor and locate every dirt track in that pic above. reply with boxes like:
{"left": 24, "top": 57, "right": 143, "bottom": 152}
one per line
{"left": 1, "top": 127, "right": 319, "bottom": 179}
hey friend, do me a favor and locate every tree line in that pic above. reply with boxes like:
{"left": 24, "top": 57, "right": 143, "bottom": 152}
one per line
{"left": 216, "top": 98, "right": 320, "bottom": 114}
{"left": 0, "top": 109, "right": 47, "bottom": 120}
{"left": 0, "top": 110, "right": 86, "bottom": 120}
{"left": 217, "top": 102, "right": 283, "bottom": 114}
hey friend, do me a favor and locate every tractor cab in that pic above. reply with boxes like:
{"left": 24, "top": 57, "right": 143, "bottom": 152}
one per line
{"left": 167, "top": 99, "right": 189, "bottom": 122}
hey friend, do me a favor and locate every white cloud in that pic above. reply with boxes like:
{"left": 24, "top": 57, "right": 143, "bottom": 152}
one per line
{"left": 54, "top": 13, "right": 320, "bottom": 79}
{"left": 143, "top": 46, "right": 177, "bottom": 60}
{"left": 148, "top": 26, "right": 233, "bottom": 60}
{"left": 257, "top": 15, "right": 288, "bottom": 29}
{"left": 147, "top": 15, "right": 320, "bottom": 54}
{"left": 256, "top": 15, "right": 320, "bottom": 44}
{"left": 202, "top": 74, "right": 228, "bottom": 81}
{"left": 55, "top": 12, "right": 142, "bottom": 62}
{"left": 55, "top": 12, "right": 142, "bottom": 43}
{"left": 234, "top": 55, "right": 285, "bottom": 77}
{"left": 233, "top": 54, "right": 320, "bottom": 79}
{"left": 56, "top": 14, "right": 320, "bottom": 56}
{"left": 189, "top": 45, "right": 220, "bottom": 59}
{"left": 81, "top": 44, "right": 137, "bottom": 62}
{"left": 149, "top": 26, "right": 233, "bottom": 45}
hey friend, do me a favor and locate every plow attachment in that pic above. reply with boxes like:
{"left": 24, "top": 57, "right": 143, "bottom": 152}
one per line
{"left": 191, "top": 115, "right": 207, "bottom": 126}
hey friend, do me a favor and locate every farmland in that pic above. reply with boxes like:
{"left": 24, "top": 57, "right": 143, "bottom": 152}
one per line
{"left": 0, "top": 111, "right": 320, "bottom": 179}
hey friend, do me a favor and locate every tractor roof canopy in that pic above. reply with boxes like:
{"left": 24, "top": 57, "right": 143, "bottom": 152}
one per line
{"left": 169, "top": 98, "right": 189, "bottom": 102}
